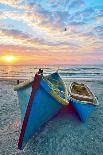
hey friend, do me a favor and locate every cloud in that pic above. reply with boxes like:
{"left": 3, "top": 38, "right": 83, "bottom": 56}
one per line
{"left": 0, "top": 0, "right": 103, "bottom": 64}
{"left": 94, "top": 25, "right": 103, "bottom": 38}
{"left": 0, "top": 0, "right": 20, "bottom": 5}
{"left": 0, "top": 0, "right": 22, "bottom": 9}
{"left": 0, "top": 20, "right": 102, "bottom": 56}
{"left": 68, "top": 0, "right": 85, "bottom": 10}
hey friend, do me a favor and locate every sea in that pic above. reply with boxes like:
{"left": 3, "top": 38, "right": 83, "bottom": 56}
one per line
{"left": 0, "top": 64, "right": 103, "bottom": 155}
{"left": 0, "top": 64, "right": 103, "bottom": 81}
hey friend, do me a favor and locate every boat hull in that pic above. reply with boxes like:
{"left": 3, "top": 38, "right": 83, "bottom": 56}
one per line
{"left": 16, "top": 73, "right": 68, "bottom": 149}
{"left": 69, "top": 97, "right": 96, "bottom": 122}
{"left": 17, "top": 85, "right": 32, "bottom": 123}
{"left": 24, "top": 83, "right": 63, "bottom": 149}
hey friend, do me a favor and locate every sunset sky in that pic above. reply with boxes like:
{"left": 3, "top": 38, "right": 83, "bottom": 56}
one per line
{"left": 0, "top": 0, "right": 103, "bottom": 65}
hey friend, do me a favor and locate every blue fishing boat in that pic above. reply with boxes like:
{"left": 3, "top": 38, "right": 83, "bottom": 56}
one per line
{"left": 14, "top": 70, "right": 69, "bottom": 149}
{"left": 68, "top": 82, "right": 99, "bottom": 122}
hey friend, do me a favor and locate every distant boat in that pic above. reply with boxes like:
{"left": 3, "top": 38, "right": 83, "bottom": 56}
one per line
{"left": 64, "top": 28, "right": 67, "bottom": 31}
{"left": 14, "top": 71, "right": 69, "bottom": 149}
{"left": 68, "top": 82, "right": 99, "bottom": 122}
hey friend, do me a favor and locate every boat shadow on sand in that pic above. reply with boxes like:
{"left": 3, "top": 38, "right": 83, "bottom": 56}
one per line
{"left": 23, "top": 105, "right": 81, "bottom": 149}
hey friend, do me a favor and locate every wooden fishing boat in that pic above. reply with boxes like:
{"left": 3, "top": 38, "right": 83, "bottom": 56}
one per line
{"left": 68, "top": 82, "right": 99, "bottom": 122}
{"left": 14, "top": 70, "right": 69, "bottom": 149}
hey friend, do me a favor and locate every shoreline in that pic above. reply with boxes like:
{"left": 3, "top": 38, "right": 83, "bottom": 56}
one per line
{"left": 0, "top": 78, "right": 103, "bottom": 91}
{"left": 0, "top": 77, "right": 103, "bottom": 82}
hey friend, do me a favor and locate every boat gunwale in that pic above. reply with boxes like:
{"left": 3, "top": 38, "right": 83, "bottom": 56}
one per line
{"left": 69, "top": 82, "right": 94, "bottom": 99}
{"left": 14, "top": 78, "right": 34, "bottom": 91}
{"left": 14, "top": 73, "right": 69, "bottom": 106}
{"left": 40, "top": 79, "right": 69, "bottom": 106}
{"left": 68, "top": 82, "right": 99, "bottom": 105}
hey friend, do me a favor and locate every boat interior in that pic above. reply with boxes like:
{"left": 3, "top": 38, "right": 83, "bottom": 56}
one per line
{"left": 44, "top": 72, "right": 68, "bottom": 99}
{"left": 71, "top": 82, "right": 93, "bottom": 97}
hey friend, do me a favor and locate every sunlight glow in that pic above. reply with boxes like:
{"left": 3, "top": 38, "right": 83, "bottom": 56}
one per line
{"left": 1, "top": 55, "right": 16, "bottom": 63}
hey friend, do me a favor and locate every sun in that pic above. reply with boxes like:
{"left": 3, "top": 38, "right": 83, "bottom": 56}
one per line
{"left": 1, "top": 55, "right": 16, "bottom": 64}
{"left": 5, "top": 55, "right": 15, "bottom": 62}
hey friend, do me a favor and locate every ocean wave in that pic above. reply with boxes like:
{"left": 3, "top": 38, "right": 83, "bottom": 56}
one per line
{"left": 0, "top": 65, "right": 103, "bottom": 81}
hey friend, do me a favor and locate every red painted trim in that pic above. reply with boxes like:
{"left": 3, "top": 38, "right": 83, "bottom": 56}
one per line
{"left": 18, "top": 74, "right": 42, "bottom": 150}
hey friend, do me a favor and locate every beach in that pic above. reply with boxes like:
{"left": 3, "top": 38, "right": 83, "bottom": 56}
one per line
{"left": 0, "top": 0, "right": 103, "bottom": 153}
{"left": 0, "top": 0, "right": 103, "bottom": 154}
{"left": 1, "top": 79, "right": 103, "bottom": 155}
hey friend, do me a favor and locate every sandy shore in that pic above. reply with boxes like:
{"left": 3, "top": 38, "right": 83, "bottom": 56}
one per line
{"left": 1, "top": 79, "right": 103, "bottom": 155}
